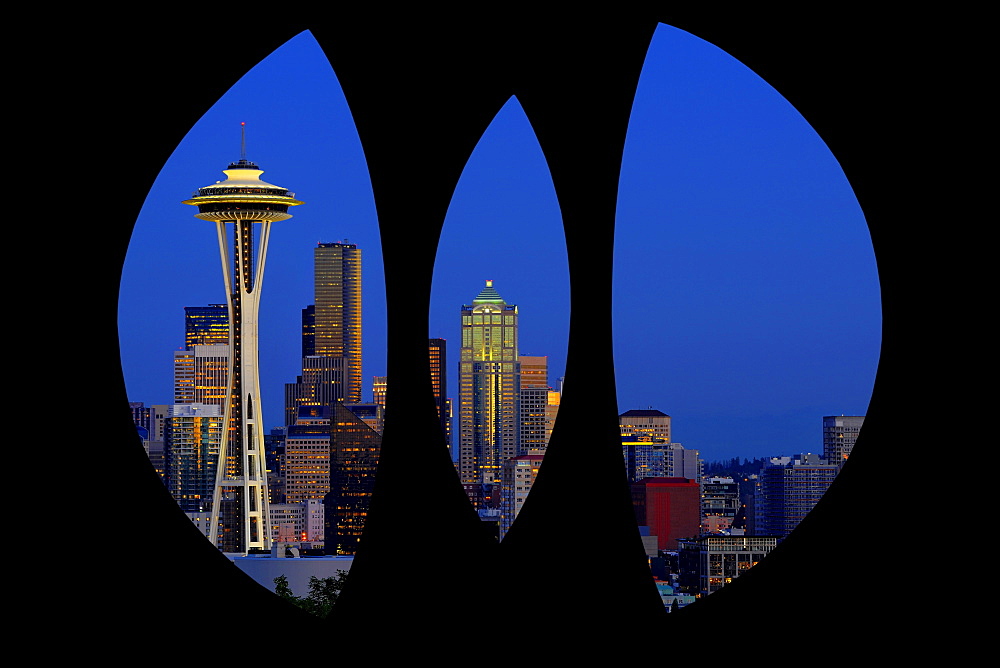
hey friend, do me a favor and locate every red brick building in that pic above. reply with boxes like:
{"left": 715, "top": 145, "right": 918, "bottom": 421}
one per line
{"left": 631, "top": 477, "right": 701, "bottom": 550}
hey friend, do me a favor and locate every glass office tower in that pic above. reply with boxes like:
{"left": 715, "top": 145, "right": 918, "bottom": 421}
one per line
{"left": 459, "top": 280, "right": 520, "bottom": 508}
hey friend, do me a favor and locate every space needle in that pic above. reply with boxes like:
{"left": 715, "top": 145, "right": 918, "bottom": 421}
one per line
{"left": 183, "top": 124, "right": 303, "bottom": 554}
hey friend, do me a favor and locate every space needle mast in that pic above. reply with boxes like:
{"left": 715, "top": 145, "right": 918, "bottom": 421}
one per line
{"left": 183, "top": 124, "right": 303, "bottom": 554}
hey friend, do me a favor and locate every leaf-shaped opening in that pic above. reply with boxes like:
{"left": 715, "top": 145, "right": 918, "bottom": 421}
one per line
{"left": 118, "top": 30, "right": 383, "bottom": 609}
{"left": 430, "top": 96, "right": 570, "bottom": 541}
{"left": 614, "top": 23, "right": 881, "bottom": 604}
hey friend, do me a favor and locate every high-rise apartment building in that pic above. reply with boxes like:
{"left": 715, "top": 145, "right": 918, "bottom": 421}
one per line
{"left": 500, "top": 453, "right": 544, "bottom": 538}
{"left": 658, "top": 443, "right": 702, "bottom": 482}
{"left": 519, "top": 356, "right": 560, "bottom": 455}
{"left": 169, "top": 308, "right": 231, "bottom": 517}
{"left": 169, "top": 334, "right": 229, "bottom": 520}
{"left": 620, "top": 408, "right": 698, "bottom": 482}
{"left": 753, "top": 453, "right": 839, "bottom": 539}
{"left": 823, "top": 415, "right": 864, "bottom": 464}
{"left": 622, "top": 438, "right": 644, "bottom": 483}
{"left": 701, "top": 476, "right": 741, "bottom": 534}
{"left": 459, "top": 281, "right": 520, "bottom": 507}
{"left": 183, "top": 146, "right": 303, "bottom": 553}
{"left": 164, "top": 403, "right": 224, "bottom": 513}
{"left": 173, "top": 344, "right": 229, "bottom": 406}
{"left": 520, "top": 388, "right": 557, "bottom": 454}
{"left": 165, "top": 341, "right": 226, "bottom": 518}
{"left": 621, "top": 439, "right": 666, "bottom": 482}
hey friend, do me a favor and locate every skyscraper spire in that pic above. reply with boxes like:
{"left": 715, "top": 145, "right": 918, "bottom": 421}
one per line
{"left": 473, "top": 279, "right": 506, "bottom": 304}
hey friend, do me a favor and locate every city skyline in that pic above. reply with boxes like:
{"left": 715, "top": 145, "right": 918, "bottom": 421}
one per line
{"left": 63, "top": 6, "right": 948, "bottom": 648}
{"left": 118, "top": 26, "right": 879, "bottom": 462}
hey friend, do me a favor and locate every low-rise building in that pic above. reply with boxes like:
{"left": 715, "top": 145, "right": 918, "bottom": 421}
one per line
{"left": 677, "top": 534, "right": 778, "bottom": 596}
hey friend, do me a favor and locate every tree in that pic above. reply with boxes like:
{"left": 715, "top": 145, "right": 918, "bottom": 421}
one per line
{"left": 274, "top": 574, "right": 298, "bottom": 603}
{"left": 272, "top": 571, "right": 349, "bottom": 620}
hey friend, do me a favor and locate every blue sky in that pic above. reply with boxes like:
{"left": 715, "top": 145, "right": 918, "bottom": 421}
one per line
{"left": 118, "top": 25, "right": 880, "bottom": 462}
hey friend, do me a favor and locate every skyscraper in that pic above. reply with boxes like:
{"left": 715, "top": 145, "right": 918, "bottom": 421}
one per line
{"left": 620, "top": 408, "right": 696, "bottom": 483}
{"left": 284, "top": 406, "right": 333, "bottom": 505}
{"left": 325, "top": 401, "right": 383, "bottom": 554}
{"left": 519, "top": 355, "right": 559, "bottom": 454}
{"left": 173, "top": 344, "right": 228, "bottom": 406}
{"left": 619, "top": 409, "right": 672, "bottom": 442}
{"left": 314, "top": 241, "right": 362, "bottom": 404}
{"left": 167, "top": 342, "right": 228, "bottom": 515}
{"left": 285, "top": 355, "right": 346, "bottom": 426}
{"left": 459, "top": 280, "right": 520, "bottom": 508}
{"left": 428, "top": 338, "right": 452, "bottom": 455}
{"left": 164, "top": 403, "right": 224, "bottom": 513}
{"left": 519, "top": 355, "right": 548, "bottom": 389}
{"left": 301, "top": 304, "right": 316, "bottom": 356}
{"left": 285, "top": 241, "right": 362, "bottom": 422}
{"left": 177, "top": 303, "right": 230, "bottom": 414}
{"left": 184, "top": 304, "right": 229, "bottom": 348}
{"left": 182, "top": 142, "right": 303, "bottom": 553}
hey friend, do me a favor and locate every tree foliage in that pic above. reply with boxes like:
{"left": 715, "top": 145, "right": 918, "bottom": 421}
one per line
{"left": 702, "top": 457, "right": 770, "bottom": 478}
{"left": 273, "top": 571, "right": 349, "bottom": 619}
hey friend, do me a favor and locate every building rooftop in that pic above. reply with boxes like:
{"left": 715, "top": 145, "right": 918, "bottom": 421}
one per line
{"left": 620, "top": 409, "right": 670, "bottom": 418}
{"left": 635, "top": 477, "right": 698, "bottom": 485}
{"left": 472, "top": 279, "right": 506, "bottom": 304}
